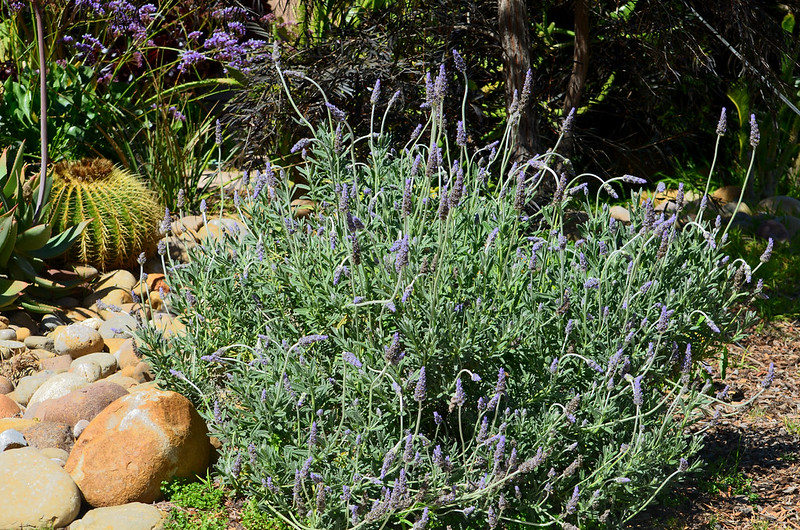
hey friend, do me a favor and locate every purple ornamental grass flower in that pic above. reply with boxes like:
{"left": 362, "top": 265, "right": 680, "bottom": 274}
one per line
{"left": 414, "top": 367, "right": 427, "bottom": 402}
{"left": 717, "top": 107, "right": 727, "bottom": 136}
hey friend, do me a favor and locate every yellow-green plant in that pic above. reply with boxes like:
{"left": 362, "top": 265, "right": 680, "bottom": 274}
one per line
{"left": 0, "top": 145, "right": 90, "bottom": 312}
{"left": 48, "top": 158, "right": 162, "bottom": 271}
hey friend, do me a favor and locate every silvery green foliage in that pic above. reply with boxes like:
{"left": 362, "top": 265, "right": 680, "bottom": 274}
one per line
{"left": 140, "top": 64, "right": 766, "bottom": 529}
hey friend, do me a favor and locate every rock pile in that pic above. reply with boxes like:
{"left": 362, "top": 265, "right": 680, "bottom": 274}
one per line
{"left": 0, "top": 216, "right": 235, "bottom": 528}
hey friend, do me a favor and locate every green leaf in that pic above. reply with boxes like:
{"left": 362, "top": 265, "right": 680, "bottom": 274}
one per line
{"left": 0, "top": 278, "right": 28, "bottom": 310}
{"left": 782, "top": 13, "right": 795, "bottom": 34}
{"left": 0, "top": 209, "right": 18, "bottom": 268}
{"left": 26, "top": 219, "right": 91, "bottom": 260}
{"left": 15, "top": 223, "right": 52, "bottom": 251}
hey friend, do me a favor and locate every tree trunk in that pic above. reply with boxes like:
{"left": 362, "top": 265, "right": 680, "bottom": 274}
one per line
{"left": 498, "top": 0, "right": 540, "bottom": 159}
{"left": 560, "top": 0, "right": 589, "bottom": 160}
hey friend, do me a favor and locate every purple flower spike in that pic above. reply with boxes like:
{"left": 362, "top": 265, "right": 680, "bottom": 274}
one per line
{"left": 761, "top": 362, "right": 775, "bottom": 389}
{"left": 414, "top": 367, "right": 427, "bottom": 402}
{"left": 452, "top": 49, "right": 466, "bottom": 73}
{"left": 749, "top": 114, "right": 760, "bottom": 147}
{"left": 717, "top": 107, "right": 727, "bottom": 136}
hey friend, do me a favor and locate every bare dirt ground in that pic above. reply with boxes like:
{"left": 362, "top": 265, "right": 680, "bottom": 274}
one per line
{"left": 631, "top": 318, "right": 800, "bottom": 530}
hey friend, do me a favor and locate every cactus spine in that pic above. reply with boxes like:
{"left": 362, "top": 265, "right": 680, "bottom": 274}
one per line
{"left": 49, "top": 159, "right": 162, "bottom": 270}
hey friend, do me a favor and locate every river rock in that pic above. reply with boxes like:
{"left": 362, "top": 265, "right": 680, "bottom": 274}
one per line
{"left": 70, "top": 502, "right": 165, "bottom": 530}
{"left": 96, "top": 269, "right": 138, "bottom": 293}
{"left": 21, "top": 421, "right": 74, "bottom": 452}
{"left": 54, "top": 323, "right": 104, "bottom": 358}
{"left": 0, "top": 428, "right": 27, "bottom": 451}
{"left": 711, "top": 185, "right": 742, "bottom": 203}
{"left": 8, "top": 371, "right": 55, "bottom": 406}
{"left": 0, "top": 329, "right": 17, "bottom": 341}
{"left": 758, "top": 195, "right": 800, "bottom": 216}
{"left": 756, "top": 219, "right": 790, "bottom": 242}
{"left": 0, "top": 394, "right": 21, "bottom": 418}
{"left": 24, "top": 380, "right": 129, "bottom": 427}
{"left": 28, "top": 372, "right": 90, "bottom": 406}
{"left": 0, "top": 375, "right": 12, "bottom": 394}
{"left": 65, "top": 388, "right": 211, "bottom": 506}
{"left": 104, "top": 373, "right": 139, "bottom": 389}
{"left": 39, "top": 354, "right": 72, "bottom": 373}
{"left": 0, "top": 447, "right": 81, "bottom": 528}
{"left": 41, "top": 447, "right": 69, "bottom": 467}
{"left": 99, "top": 313, "right": 138, "bottom": 340}
{"left": 25, "top": 335, "right": 55, "bottom": 352}
{"left": 115, "top": 338, "right": 140, "bottom": 369}
{"left": 71, "top": 352, "right": 118, "bottom": 379}
{"left": 70, "top": 361, "right": 103, "bottom": 383}
{"left": 610, "top": 205, "right": 630, "bottom": 223}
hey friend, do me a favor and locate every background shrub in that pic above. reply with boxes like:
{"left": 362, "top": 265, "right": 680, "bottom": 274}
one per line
{"left": 140, "top": 63, "right": 769, "bottom": 528}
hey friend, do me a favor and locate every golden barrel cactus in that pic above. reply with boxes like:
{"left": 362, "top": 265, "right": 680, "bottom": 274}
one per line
{"left": 48, "top": 158, "right": 163, "bottom": 270}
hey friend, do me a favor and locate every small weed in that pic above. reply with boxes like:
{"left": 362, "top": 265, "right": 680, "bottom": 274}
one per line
{"left": 783, "top": 417, "right": 800, "bottom": 436}
{"left": 779, "top": 451, "right": 799, "bottom": 463}
{"left": 241, "top": 499, "right": 287, "bottom": 529}
{"left": 746, "top": 406, "right": 768, "bottom": 420}
{"left": 750, "top": 521, "right": 770, "bottom": 530}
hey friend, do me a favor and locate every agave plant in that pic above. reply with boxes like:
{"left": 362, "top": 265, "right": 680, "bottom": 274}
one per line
{"left": 0, "top": 145, "right": 89, "bottom": 312}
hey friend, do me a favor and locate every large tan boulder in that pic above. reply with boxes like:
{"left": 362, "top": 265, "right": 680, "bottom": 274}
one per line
{"left": 65, "top": 388, "right": 211, "bottom": 507}
{"left": 0, "top": 447, "right": 81, "bottom": 528}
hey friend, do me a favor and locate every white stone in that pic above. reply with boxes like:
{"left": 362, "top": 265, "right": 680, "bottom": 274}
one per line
{"left": 28, "top": 372, "right": 90, "bottom": 406}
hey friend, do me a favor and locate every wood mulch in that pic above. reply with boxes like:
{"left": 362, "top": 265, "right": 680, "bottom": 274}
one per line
{"left": 630, "top": 318, "right": 800, "bottom": 529}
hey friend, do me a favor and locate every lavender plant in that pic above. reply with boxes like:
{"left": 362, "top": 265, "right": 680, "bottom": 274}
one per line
{"left": 139, "top": 56, "right": 771, "bottom": 528}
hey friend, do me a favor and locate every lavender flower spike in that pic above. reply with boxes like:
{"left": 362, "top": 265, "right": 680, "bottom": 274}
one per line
{"left": 325, "top": 102, "right": 347, "bottom": 122}
{"left": 749, "top": 114, "right": 760, "bottom": 147}
{"left": 414, "top": 367, "right": 427, "bottom": 402}
{"left": 370, "top": 79, "right": 381, "bottom": 105}
{"left": 297, "top": 334, "right": 328, "bottom": 347}
{"left": 760, "top": 237, "right": 773, "bottom": 263}
{"left": 761, "top": 362, "right": 775, "bottom": 389}
{"left": 565, "top": 485, "right": 580, "bottom": 514}
{"left": 716, "top": 107, "right": 727, "bottom": 136}
{"left": 452, "top": 49, "right": 466, "bottom": 73}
